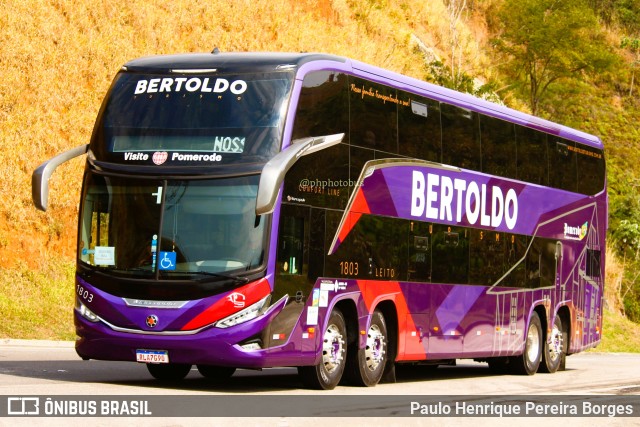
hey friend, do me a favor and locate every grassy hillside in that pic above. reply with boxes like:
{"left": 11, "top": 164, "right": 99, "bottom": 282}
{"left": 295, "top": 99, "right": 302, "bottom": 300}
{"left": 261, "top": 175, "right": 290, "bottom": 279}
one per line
{"left": 1, "top": 0, "right": 638, "bottom": 346}
{"left": 0, "top": 0, "right": 479, "bottom": 338}
{"left": 0, "top": 0, "right": 460, "bottom": 271}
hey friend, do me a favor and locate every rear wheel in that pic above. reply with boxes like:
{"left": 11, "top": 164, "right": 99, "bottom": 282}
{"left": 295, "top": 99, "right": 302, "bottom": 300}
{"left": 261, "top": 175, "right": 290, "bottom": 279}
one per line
{"left": 348, "top": 310, "right": 388, "bottom": 387}
{"left": 146, "top": 363, "right": 192, "bottom": 381}
{"left": 539, "top": 315, "right": 564, "bottom": 373}
{"left": 509, "top": 312, "right": 542, "bottom": 375}
{"left": 196, "top": 365, "right": 236, "bottom": 381}
{"left": 298, "top": 308, "right": 347, "bottom": 390}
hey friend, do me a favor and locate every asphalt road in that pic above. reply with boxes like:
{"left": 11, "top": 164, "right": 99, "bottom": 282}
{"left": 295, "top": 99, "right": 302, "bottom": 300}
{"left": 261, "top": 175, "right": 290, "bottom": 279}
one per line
{"left": 1, "top": 339, "right": 639, "bottom": 427}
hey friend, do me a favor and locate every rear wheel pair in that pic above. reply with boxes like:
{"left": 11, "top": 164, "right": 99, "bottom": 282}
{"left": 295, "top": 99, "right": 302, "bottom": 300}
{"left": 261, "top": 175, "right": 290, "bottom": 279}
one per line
{"left": 505, "top": 312, "right": 565, "bottom": 375}
{"left": 298, "top": 308, "right": 389, "bottom": 389}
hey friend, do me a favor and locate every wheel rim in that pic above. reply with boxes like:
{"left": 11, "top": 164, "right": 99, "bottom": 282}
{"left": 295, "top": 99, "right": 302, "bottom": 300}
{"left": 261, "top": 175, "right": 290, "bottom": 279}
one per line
{"left": 547, "top": 323, "right": 563, "bottom": 362}
{"left": 322, "top": 323, "right": 345, "bottom": 374}
{"left": 364, "top": 324, "right": 386, "bottom": 372}
{"left": 526, "top": 322, "right": 540, "bottom": 363}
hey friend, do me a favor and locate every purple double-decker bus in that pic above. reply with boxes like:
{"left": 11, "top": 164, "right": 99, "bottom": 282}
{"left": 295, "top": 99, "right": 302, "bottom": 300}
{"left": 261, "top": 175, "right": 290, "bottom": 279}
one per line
{"left": 33, "top": 52, "right": 606, "bottom": 389}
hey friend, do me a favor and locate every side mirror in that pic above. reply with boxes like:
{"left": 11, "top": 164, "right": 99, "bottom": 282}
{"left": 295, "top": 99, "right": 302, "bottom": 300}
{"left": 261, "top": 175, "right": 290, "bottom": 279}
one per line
{"left": 32, "top": 145, "right": 89, "bottom": 211}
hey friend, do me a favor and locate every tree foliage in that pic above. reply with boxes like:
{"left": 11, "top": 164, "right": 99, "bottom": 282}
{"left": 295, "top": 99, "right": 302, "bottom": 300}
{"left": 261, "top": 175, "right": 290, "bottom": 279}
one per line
{"left": 492, "top": 0, "right": 616, "bottom": 114}
{"left": 589, "top": 0, "right": 640, "bottom": 33}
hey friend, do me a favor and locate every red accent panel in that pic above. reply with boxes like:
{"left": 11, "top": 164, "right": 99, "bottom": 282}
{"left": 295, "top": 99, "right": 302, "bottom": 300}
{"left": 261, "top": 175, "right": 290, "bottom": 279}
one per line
{"left": 336, "top": 189, "right": 371, "bottom": 249}
{"left": 358, "top": 280, "right": 424, "bottom": 360}
{"left": 181, "top": 278, "right": 271, "bottom": 331}
{"left": 351, "top": 188, "right": 371, "bottom": 214}
{"left": 337, "top": 212, "right": 362, "bottom": 245}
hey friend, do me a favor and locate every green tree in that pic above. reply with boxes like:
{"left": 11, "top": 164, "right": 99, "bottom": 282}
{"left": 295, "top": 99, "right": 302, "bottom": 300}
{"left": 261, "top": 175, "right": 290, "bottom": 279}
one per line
{"left": 492, "top": 0, "right": 615, "bottom": 114}
{"left": 612, "top": 219, "right": 640, "bottom": 321}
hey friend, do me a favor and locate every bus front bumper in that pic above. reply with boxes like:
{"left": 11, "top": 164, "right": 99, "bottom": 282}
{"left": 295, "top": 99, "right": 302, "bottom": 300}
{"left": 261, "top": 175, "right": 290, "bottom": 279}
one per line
{"left": 73, "top": 297, "right": 314, "bottom": 369}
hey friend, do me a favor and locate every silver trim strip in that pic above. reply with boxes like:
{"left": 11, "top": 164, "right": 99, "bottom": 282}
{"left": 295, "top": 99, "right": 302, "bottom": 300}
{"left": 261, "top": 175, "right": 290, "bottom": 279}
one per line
{"left": 95, "top": 314, "right": 213, "bottom": 336}
{"left": 123, "top": 298, "right": 189, "bottom": 309}
{"left": 96, "top": 294, "right": 289, "bottom": 336}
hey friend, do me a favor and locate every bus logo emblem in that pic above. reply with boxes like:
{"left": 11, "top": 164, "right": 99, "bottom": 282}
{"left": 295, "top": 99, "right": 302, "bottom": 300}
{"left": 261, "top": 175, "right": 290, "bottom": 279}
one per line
{"left": 227, "top": 293, "right": 246, "bottom": 308}
{"left": 564, "top": 222, "right": 588, "bottom": 241}
{"left": 146, "top": 315, "right": 159, "bottom": 328}
{"left": 152, "top": 152, "right": 168, "bottom": 165}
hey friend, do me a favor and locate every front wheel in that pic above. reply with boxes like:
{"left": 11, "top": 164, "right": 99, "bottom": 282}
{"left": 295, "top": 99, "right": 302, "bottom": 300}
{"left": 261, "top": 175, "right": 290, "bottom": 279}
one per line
{"left": 146, "top": 363, "right": 192, "bottom": 381}
{"left": 197, "top": 365, "right": 236, "bottom": 381}
{"left": 539, "top": 314, "right": 564, "bottom": 373}
{"left": 487, "top": 357, "right": 510, "bottom": 374}
{"left": 509, "top": 311, "right": 542, "bottom": 375}
{"left": 348, "top": 309, "right": 388, "bottom": 387}
{"left": 298, "top": 308, "right": 347, "bottom": 390}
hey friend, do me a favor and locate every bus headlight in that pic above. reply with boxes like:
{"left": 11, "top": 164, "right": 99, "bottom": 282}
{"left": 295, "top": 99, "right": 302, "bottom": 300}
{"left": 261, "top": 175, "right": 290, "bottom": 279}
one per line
{"left": 216, "top": 295, "right": 270, "bottom": 329}
{"left": 79, "top": 303, "right": 99, "bottom": 323}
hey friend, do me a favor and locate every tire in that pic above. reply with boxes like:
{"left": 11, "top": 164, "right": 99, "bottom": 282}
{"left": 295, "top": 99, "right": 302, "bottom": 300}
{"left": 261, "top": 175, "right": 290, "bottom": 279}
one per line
{"left": 298, "top": 308, "right": 347, "bottom": 390}
{"left": 348, "top": 310, "right": 388, "bottom": 387}
{"left": 539, "top": 314, "right": 564, "bottom": 373}
{"left": 509, "top": 311, "right": 542, "bottom": 375}
{"left": 196, "top": 365, "right": 236, "bottom": 381}
{"left": 146, "top": 363, "right": 192, "bottom": 381}
{"left": 487, "top": 357, "right": 510, "bottom": 374}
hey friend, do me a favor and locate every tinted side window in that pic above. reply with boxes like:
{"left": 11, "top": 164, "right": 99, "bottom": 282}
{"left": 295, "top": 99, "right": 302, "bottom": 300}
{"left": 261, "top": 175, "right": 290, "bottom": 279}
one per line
{"left": 525, "top": 238, "right": 557, "bottom": 289}
{"left": 549, "top": 138, "right": 577, "bottom": 192}
{"left": 501, "top": 233, "right": 527, "bottom": 287}
{"left": 431, "top": 224, "right": 469, "bottom": 284}
{"left": 441, "top": 104, "right": 481, "bottom": 171}
{"left": 324, "top": 213, "right": 408, "bottom": 281}
{"left": 350, "top": 77, "right": 398, "bottom": 154}
{"left": 408, "top": 221, "right": 432, "bottom": 282}
{"left": 283, "top": 142, "right": 350, "bottom": 210}
{"left": 292, "top": 71, "right": 349, "bottom": 140}
{"left": 576, "top": 145, "right": 605, "bottom": 195}
{"left": 308, "top": 208, "right": 326, "bottom": 281}
{"left": 353, "top": 215, "right": 408, "bottom": 281}
{"left": 469, "top": 229, "right": 505, "bottom": 286}
{"left": 586, "top": 248, "right": 602, "bottom": 278}
{"left": 398, "top": 95, "right": 441, "bottom": 162}
{"left": 516, "top": 126, "right": 548, "bottom": 186}
{"left": 481, "top": 115, "right": 516, "bottom": 179}
{"left": 275, "top": 204, "right": 312, "bottom": 302}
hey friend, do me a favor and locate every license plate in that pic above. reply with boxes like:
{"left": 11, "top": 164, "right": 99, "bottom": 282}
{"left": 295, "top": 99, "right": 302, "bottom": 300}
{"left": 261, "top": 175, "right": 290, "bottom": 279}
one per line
{"left": 136, "top": 349, "right": 169, "bottom": 364}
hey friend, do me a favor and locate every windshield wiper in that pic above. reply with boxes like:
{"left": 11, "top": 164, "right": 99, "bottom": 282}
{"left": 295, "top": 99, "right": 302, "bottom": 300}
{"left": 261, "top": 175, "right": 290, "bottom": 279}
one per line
{"left": 161, "top": 270, "right": 250, "bottom": 284}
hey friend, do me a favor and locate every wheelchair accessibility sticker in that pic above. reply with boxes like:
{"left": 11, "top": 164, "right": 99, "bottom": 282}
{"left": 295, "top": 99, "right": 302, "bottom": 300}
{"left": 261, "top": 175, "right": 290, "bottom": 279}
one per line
{"left": 159, "top": 251, "right": 176, "bottom": 270}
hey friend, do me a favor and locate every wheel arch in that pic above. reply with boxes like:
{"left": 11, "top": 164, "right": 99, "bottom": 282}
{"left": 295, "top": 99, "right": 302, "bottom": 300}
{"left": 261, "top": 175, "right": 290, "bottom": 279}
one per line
{"left": 533, "top": 304, "right": 548, "bottom": 341}
{"left": 556, "top": 304, "right": 572, "bottom": 355}
{"left": 334, "top": 297, "right": 359, "bottom": 349}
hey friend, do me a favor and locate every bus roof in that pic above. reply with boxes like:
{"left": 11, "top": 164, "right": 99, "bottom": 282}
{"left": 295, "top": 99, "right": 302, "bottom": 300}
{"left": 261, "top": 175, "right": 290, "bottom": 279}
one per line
{"left": 123, "top": 52, "right": 347, "bottom": 74}
{"left": 121, "top": 52, "right": 603, "bottom": 150}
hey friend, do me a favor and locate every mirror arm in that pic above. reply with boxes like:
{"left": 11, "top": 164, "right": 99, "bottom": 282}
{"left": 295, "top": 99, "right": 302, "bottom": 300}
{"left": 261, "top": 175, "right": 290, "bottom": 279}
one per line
{"left": 32, "top": 144, "right": 89, "bottom": 211}
{"left": 255, "top": 133, "right": 344, "bottom": 215}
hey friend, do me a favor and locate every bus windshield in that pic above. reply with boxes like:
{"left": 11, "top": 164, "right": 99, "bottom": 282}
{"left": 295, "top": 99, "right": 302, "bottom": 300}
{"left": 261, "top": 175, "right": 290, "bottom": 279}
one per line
{"left": 90, "top": 71, "right": 294, "bottom": 165}
{"left": 78, "top": 173, "right": 266, "bottom": 279}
